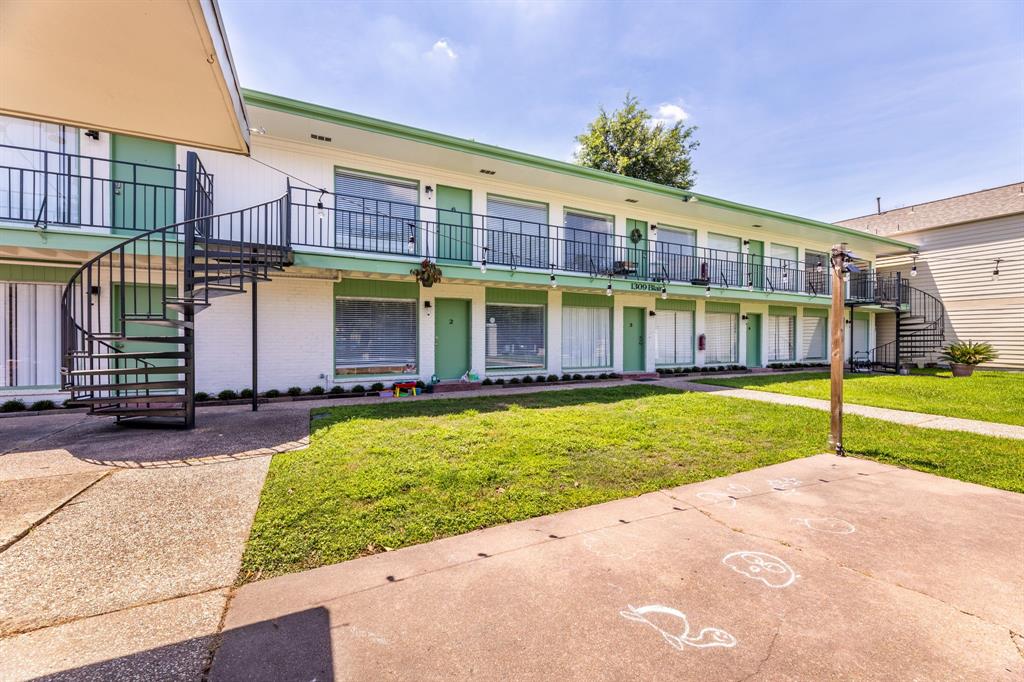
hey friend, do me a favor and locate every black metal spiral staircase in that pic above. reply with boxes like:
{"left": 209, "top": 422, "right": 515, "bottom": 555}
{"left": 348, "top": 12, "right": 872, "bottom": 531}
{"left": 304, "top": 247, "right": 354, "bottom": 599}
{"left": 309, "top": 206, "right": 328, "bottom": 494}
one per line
{"left": 60, "top": 153, "right": 292, "bottom": 427}
{"left": 848, "top": 272, "right": 946, "bottom": 373}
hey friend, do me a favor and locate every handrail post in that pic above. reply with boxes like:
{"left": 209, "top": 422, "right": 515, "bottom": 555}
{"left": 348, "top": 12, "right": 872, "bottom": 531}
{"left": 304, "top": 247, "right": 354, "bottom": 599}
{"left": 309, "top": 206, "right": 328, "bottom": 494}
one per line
{"left": 183, "top": 152, "right": 199, "bottom": 428}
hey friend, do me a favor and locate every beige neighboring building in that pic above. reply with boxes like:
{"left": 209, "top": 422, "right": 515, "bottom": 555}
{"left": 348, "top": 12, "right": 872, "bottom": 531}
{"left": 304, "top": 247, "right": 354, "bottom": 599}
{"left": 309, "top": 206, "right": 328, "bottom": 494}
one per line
{"left": 839, "top": 183, "right": 1024, "bottom": 369}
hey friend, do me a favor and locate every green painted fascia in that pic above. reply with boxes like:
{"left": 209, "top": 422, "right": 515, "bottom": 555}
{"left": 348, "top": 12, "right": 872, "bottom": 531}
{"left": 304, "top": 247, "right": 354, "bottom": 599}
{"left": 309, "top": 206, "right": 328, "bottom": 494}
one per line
{"left": 0, "top": 263, "right": 76, "bottom": 283}
{"left": 706, "top": 301, "right": 741, "bottom": 314}
{"left": 243, "top": 89, "right": 915, "bottom": 253}
{"left": 485, "top": 287, "right": 547, "bottom": 305}
{"left": 335, "top": 278, "right": 419, "bottom": 299}
{"left": 768, "top": 305, "right": 798, "bottom": 317}
{"left": 656, "top": 298, "right": 696, "bottom": 312}
{"left": 562, "top": 292, "right": 614, "bottom": 308}
{"left": 854, "top": 311, "right": 871, "bottom": 321}
{"left": 0, "top": 225, "right": 134, "bottom": 253}
{"left": 803, "top": 307, "right": 829, "bottom": 318}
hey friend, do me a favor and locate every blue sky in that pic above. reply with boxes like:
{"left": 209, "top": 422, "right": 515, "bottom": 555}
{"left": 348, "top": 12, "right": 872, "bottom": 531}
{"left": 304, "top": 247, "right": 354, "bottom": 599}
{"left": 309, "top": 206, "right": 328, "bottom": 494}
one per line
{"left": 220, "top": 0, "right": 1023, "bottom": 222}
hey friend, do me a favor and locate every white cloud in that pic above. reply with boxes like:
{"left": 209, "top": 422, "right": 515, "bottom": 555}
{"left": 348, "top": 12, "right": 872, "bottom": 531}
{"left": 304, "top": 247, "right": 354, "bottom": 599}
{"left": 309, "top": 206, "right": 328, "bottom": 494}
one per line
{"left": 652, "top": 103, "right": 690, "bottom": 126}
{"left": 428, "top": 38, "right": 457, "bottom": 61}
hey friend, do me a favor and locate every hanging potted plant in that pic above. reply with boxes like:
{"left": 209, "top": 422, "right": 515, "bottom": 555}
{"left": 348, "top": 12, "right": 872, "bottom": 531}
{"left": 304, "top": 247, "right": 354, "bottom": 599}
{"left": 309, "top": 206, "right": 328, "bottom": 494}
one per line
{"left": 412, "top": 259, "right": 442, "bottom": 287}
{"left": 939, "top": 340, "right": 997, "bottom": 377}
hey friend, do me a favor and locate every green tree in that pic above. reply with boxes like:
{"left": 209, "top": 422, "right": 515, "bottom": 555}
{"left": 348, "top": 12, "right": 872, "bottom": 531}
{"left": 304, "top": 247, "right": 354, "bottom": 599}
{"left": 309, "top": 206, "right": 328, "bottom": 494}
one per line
{"left": 574, "top": 94, "right": 699, "bottom": 190}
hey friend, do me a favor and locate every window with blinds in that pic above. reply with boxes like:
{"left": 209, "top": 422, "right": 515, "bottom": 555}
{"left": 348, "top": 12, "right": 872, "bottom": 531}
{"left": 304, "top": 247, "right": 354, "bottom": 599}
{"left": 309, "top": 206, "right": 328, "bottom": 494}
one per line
{"left": 334, "top": 170, "right": 419, "bottom": 254}
{"left": 767, "top": 314, "right": 796, "bottom": 361}
{"left": 769, "top": 243, "right": 799, "bottom": 292}
{"left": 705, "top": 312, "right": 738, "bottom": 364}
{"left": 335, "top": 297, "right": 417, "bottom": 375}
{"left": 486, "top": 196, "right": 549, "bottom": 268}
{"left": 655, "top": 226, "right": 697, "bottom": 282}
{"left": 485, "top": 303, "right": 545, "bottom": 370}
{"left": 0, "top": 116, "right": 80, "bottom": 225}
{"left": 707, "top": 233, "right": 742, "bottom": 286}
{"left": 562, "top": 306, "right": 611, "bottom": 369}
{"left": 564, "top": 210, "right": 614, "bottom": 273}
{"left": 802, "top": 315, "right": 827, "bottom": 359}
{"left": 655, "top": 310, "right": 694, "bottom": 366}
{"left": 0, "top": 282, "right": 62, "bottom": 387}
{"left": 804, "top": 249, "right": 829, "bottom": 295}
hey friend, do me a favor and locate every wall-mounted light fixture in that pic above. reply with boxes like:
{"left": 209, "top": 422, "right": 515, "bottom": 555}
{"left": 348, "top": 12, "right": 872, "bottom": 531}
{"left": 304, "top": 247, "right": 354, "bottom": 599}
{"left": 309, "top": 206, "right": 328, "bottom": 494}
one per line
{"left": 424, "top": 185, "right": 434, "bottom": 199}
{"left": 650, "top": 224, "right": 658, "bottom": 237}
{"left": 316, "top": 189, "right": 326, "bottom": 225}
{"left": 89, "top": 285, "right": 101, "bottom": 296}
{"left": 84, "top": 130, "right": 100, "bottom": 140}
{"left": 682, "top": 193, "right": 698, "bottom": 203}
{"left": 911, "top": 256, "right": 918, "bottom": 277}
{"left": 742, "top": 239, "right": 750, "bottom": 247}
{"left": 741, "top": 314, "right": 749, "bottom": 321}
{"left": 423, "top": 300, "right": 432, "bottom": 313}
{"left": 993, "top": 258, "right": 1002, "bottom": 281}
{"left": 649, "top": 310, "right": 657, "bottom": 317}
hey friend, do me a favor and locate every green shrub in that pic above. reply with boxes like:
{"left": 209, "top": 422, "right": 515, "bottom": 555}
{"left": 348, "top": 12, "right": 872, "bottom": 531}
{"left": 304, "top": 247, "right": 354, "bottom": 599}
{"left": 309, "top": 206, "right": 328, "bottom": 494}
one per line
{"left": 29, "top": 399, "right": 56, "bottom": 411}
{"left": 561, "top": 373, "right": 572, "bottom": 381}
{"left": 482, "top": 378, "right": 494, "bottom": 386}
{"left": 572, "top": 373, "right": 583, "bottom": 381}
{"left": 521, "top": 375, "right": 534, "bottom": 384}
{"left": 286, "top": 387, "right": 303, "bottom": 396}
{"left": 264, "top": 389, "right": 281, "bottom": 398}
{"left": 351, "top": 385, "right": 366, "bottom": 394}
{"left": 194, "top": 392, "right": 211, "bottom": 402}
{"left": 584, "top": 374, "right": 596, "bottom": 380}
{"left": 495, "top": 378, "right": 505, "bottom": 385}
{"left": 1, "top": 399, "right": 25, "bottom": 413}
{"left": 239, "top": 388, "right": 253, "bottom": 399}
{"left": 329, "top": 385, "right": 345, "bottom": 395}
{"left": 509, "top": 377, "right": 521, "bottom": 385}
{"left": 218, "top": 389, "right": 238, "bottom": 401}
{"left": 535, "top": 375, "right": 547, "bottom": 383}
{"left": 547, "top": 374, "right": 559, "bottom": 382}
{"left": 941, "top": 340, "right": 998, "bottom": 366}
{"left": 370, "top": 382, "right": 385, "bottom": 392}
{"left": 309, "top": 386, "right": 325, "bottom": 395}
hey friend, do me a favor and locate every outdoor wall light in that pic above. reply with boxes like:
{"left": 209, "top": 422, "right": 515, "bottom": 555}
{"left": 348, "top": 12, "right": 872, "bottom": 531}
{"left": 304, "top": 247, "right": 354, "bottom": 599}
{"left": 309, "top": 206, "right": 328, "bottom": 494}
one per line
{"left": 424, "top": 300, "right": 432, "bottom": 309}
{"left": 649, "top": 310, "right": 657, "bottom": 317}
{"left": 316, "top": 189, "right": 326, "bottom": 223}
{"left": 781, "top": 266, "right": 789, "bottom": 284}
{"left": 911, "top": 257, "right": 918, "bottom": 277}
{"left": 741, "top": 314, "right": 749, "bottom": 321}
{"left": 993, "top": 259, "right": 1002, "bottom": 281}
{"left": 650, "top": 224, "right": 657, "bottom": 237}
{"left": 743, "top": 239, "right": 750, "bottom": 247}
{"left": 85, "top": 130, "right": 100, "bottom": 140}
{"left": 424, "top": 185, "right": 434, "bottom": 199}
{"left": 682, "top": 193, "right": 698, "bottom": 203}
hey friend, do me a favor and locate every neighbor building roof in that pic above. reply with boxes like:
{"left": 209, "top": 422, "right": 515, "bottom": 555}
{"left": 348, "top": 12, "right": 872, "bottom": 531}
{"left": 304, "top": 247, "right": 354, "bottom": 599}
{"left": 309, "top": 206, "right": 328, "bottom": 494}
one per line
{"left": 838, "top": 183, "right": 1024, "bottom": 235}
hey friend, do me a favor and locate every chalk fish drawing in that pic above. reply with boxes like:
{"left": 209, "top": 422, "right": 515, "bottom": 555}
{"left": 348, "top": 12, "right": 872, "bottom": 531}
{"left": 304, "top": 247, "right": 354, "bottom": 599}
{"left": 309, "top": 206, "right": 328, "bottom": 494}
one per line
{"left": 722, "top": 551, "right": 799, "bottom": 588}
{"left": 695, "top": 483, "right": 752, "bottom": 508}
{"left": 620, "top": 604, "right": 737, "bottom": 650}
{"left": 767, "top": 477, "right": 802, "bottom": 490}
{"left": 583, "top": 529, "right": 656, "bottom": 560}
{"left": 792, "top": 516, "right": 856, "bottom": 534}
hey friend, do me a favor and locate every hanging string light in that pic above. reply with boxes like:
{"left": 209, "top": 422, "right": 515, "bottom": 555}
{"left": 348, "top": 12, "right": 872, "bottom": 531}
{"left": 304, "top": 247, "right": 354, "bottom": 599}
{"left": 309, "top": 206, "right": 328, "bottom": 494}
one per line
{"left": 406, "top": 233, "right": 416, "bottom": 254}
{"left": 705, "top": 284, "right": 712, "bottom": 298}
{"left": 480, "top": 246, "right": 488, "bottom": 274}
{"left": 606, "top": 278, "right": 613, "bottom": 296}
{"left": 660, "top": 281, "right": 668, "bottom": 300}
{"left": 910, "top": 256, "right": 918, "bottom": 277}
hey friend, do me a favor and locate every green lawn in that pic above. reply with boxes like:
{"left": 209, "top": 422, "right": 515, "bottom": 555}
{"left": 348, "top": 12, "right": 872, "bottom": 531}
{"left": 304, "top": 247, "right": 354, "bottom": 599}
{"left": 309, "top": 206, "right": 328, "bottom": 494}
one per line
{"left": 695, "top": 369, "right": 1024, "bottom": 426}
{"left": 240, "top": 386, "right": 1024, "bottom": 582}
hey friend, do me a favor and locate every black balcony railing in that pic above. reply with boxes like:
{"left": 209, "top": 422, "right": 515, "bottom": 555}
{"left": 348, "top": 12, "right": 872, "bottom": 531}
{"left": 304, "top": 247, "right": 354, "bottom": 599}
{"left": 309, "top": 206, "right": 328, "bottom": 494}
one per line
{"left": 0, "top": 143, "right": 208, "bottom": 232}
{"left": 289, "top": 186, "right": 832, "bottom": 295}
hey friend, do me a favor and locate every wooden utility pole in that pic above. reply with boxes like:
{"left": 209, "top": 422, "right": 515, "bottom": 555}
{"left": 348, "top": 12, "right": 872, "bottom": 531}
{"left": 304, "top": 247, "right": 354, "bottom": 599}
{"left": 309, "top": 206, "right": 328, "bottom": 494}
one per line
{"left": 829, "top": 243, "right": 846, "bottom": 455}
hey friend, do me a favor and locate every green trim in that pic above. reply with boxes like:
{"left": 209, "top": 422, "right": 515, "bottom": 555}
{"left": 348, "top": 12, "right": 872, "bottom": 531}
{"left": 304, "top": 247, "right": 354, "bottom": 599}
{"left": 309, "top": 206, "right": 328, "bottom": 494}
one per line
{"left": 854, "top": 311, "right": 870, "bottom": 322}
{"left": 656, "top": 298, "right": 696, "bottom": 312}
{"left": 243, "top": 88, "right": 914, "bottom": 252}
{"left": 0, "top": 264, "right": 75, "bottom": 284}
{"left": 705, "top": 301, "right": 740, "bottom": 314}
{"left": 768, "top": 305, "right": 797, "bottom": 317}
{"left": 334, "top": 278, "right": 419, "bottom": 299}
{"left": 803, "top": 307, "right": 829, "bottom": 318}
{"left": 485, "top": 287, "right": 547, "bottom": 305}
{"left": 562, "top": 292, "right": 614, "bottom": 308}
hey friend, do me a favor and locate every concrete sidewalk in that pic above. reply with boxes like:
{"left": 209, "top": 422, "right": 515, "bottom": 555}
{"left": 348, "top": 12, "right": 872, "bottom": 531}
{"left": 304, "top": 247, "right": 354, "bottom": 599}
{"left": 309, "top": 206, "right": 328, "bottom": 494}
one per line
{"left": 210, "top": 454, "right": 1024, "bottom": 681}
{"left": 667, "top": 378, "right": 1024, "bottom": 440}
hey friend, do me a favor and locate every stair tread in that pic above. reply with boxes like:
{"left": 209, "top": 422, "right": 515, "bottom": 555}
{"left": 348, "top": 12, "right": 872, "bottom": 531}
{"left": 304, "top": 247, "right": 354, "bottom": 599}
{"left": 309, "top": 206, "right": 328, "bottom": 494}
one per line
{"left": 73, "top": 380, "right": 186, "bottom": 392}
{"left": 89, "top": 350, "right": 189, "bottom": 359}
{"left": 78, "top": 394, "right": 185, "bottom": 404}
{"left": 67, "top": 365, "right": 186, "bottom": 376}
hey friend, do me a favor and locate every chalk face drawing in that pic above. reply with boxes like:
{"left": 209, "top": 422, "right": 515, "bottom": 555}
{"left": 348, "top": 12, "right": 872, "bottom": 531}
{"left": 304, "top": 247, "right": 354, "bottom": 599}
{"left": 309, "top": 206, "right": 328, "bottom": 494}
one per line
{"left": 620, "top": 604, "right": 737, "bottom": 650}
{"left": 722, "top": 551, "right": 799, "bottom": 588}
{"left": 792, "top": 516, "right": 856, "bottom": 534}
{"left": 583, "top": 529, "right": 656, "bottom": 560}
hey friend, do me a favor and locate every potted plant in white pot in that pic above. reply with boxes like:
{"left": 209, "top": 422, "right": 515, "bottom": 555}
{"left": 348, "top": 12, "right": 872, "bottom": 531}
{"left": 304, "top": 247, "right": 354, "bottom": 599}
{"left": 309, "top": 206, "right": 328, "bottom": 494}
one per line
{"left": 939, "top": 340, "right": 998, "bottom": 377}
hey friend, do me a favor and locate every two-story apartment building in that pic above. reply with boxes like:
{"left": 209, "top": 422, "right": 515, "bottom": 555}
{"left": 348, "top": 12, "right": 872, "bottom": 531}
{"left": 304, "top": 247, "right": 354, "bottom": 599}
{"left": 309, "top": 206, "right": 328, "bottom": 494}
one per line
{"left": 0, "top": 3, "right": 916, "bottom": 424}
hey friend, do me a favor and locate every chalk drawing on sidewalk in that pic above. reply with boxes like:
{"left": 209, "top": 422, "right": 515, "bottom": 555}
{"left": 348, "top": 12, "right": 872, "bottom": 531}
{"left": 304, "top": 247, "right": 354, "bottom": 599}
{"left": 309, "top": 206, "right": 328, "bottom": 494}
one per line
{"left": 695, "top": 483, "right": 752, "bottom": 508}
{"left": 620, "top": 604, "right": 737, "bottom": 650}
{"left": 792, "top": 516, "right": 856, "bottom": 534}
{"left": 722, "top": 551, "right": 799, "bottom": 588}
{"left": 767, "top": 477, "right": 802, "bottom": 490}
{"left": 583, "top": 529, "right": 656, "bottom": 560}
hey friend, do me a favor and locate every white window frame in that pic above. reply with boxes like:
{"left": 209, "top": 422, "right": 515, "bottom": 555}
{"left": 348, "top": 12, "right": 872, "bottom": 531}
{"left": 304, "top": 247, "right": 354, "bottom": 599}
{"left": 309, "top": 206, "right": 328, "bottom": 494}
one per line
{"left": 801, "top": 314, "right": 827, "bottom": 360}
{"left": 485, "top": 302, "right": 546, "bottom": 371}
{"left": 655, "top": 310, "right": 695, "bottom": 366}
{"left": 0, "top": 282, "right": 62, "bottom": 388}
{"left": 767, "top": 313, "right": 796, "bottom": 362}
{"left": 561, "top": 305, "right": 612, "bottom": 370}
{"left": 705, "top": 311, "right": 739, "bottom": 364}
{"left": 334, "top": 296, "right": 418, "bottom": 376}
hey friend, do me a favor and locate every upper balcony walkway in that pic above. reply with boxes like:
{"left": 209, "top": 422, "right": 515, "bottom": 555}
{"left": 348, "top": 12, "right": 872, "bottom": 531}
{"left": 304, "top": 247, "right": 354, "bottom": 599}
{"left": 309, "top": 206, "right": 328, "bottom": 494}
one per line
{"left": 2, "top": 144, "right": 845, "bottom": 298}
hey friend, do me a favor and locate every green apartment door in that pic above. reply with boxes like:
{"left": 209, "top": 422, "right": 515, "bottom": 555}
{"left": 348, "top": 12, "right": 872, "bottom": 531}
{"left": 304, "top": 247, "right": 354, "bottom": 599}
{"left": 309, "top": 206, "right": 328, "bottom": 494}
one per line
{"left": 436, "top": 185, "right": 473, "bottom": 263}
{"left": 111, "top": 283, "right": 181, "bottom": 384}
{"left": 626, "top": 219, "right": 649, "bottom": 278}
{"left": 623, "top": 306, "right": 646, "bottom": 372}
{"left": 434, "top": 298, "right": 471, "bottom": 380}
{"left": 111, "top": 135, "right": 177, "bottom": 234}
{"left": 745, "top": 313, "right": 762, "bottom": 367}
{"left": 746, "top": 240, "right": 764, "bottom": 290}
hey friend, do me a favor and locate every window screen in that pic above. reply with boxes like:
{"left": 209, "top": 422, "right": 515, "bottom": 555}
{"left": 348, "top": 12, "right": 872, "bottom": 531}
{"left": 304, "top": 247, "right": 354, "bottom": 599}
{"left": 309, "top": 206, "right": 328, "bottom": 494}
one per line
{"left": 562, "top": 306, "right": 611, "bottom": 369}
{"left": 655, "top": 310, "right": 694, "bottom": 365}
{"left": 767, "top": 314, "right": 796, "bottom": 361}
{"left": 705, "top": 312, "right": 738, "bottom": 364}
{"left": 564, "top": 210, "right": 614, "bottom": 274}
{"left": 335, "top": 297, "right": 417, "bottom": 375}
{"left": 802, "top": 314, "right": 827, "bottom": 359}
{"left": 486, "top": 196, "right": 548, "bottom": 268}
{"left": 486, "top": 303, "right": 545, "bottom": 369}
{"left": 334, "top": 170, "right": 418, "bottom": 254}
{"left": 1, "top": 282, "right": 62, "bottom": 387}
